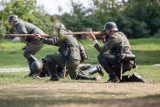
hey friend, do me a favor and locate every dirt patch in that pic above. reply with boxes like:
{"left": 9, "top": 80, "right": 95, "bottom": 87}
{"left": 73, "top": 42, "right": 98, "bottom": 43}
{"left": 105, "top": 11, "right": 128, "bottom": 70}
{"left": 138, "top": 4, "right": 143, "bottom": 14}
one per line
{"left": 0, "top": 82, "right": 160, "bottom": 107}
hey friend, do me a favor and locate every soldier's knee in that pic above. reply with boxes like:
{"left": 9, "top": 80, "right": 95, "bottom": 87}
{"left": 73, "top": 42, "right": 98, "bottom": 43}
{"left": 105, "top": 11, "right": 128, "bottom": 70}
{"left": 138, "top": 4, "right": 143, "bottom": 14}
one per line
{"left": 67, "top": 72, "right": 76, "bottom": 79}
{"left": 123, "top": 61, "right": 133, "bottom": 72}
{"left": 45, "top": 55, "right": 50, "bottom": 59}
{"left": 97, "top": 54, "right": 104, "bottom": 61}
{"left": 43, "top": 57, "right": 52, "bottom": 64}
{"left": 23, "top": 52, "right": 31, "bottom": 59}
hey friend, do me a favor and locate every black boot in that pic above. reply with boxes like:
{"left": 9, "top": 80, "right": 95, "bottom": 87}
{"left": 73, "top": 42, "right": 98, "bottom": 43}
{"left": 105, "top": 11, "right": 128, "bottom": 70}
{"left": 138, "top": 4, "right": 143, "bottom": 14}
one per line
{"left": 37, "top": 71, "right": 46, "bottom": 78}
{"left": 128, "top": 73, "right": 145, "bottom": 83}
{"left": 27, "top": 55, "right": 38, "bottom": 77}
{"left": 75, "top": 74, "right": 101, "bottom": 80}
{"left": 120, "top": 75, "right": 130, "bottom": 82}
{"left": 86, "top": 65, "right": 104, "bottom": 76}
{"left": 57, "top": 65, "right": 65, "bottom": 78}
{"left": 104, "top": 74, "right": 120, "bottom": 83}
{"left": 46, "top": 59, "right": 59, "bottom": 81}
{"left": 79, "top": 64, "right": 91, "bottom": 70}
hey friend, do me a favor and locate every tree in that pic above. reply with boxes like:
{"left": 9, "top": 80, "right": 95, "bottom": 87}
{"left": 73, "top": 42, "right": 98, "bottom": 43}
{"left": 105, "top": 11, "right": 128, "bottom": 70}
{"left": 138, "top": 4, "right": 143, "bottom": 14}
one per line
{"left": 0, "top": 0, "right": 55, "bottom": 40}
{"left": 91, "top": 0, "right": 160, "bottom": 38}
{"left": 122, "top": 0, "right": 160, "bottom": 36}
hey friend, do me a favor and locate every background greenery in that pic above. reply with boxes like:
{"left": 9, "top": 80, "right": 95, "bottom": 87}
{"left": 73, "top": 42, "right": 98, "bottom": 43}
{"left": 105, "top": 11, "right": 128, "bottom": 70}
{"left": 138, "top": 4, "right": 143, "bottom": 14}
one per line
{"left": 0, "top": 1, "right": 160, "bottom": 107}
{"left": 0, "top": 0, "right": 160, "bottom": 40}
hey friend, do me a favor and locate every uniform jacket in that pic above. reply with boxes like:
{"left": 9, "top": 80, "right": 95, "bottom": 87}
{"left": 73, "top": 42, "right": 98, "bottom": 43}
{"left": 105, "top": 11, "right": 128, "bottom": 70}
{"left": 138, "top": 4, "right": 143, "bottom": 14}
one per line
{"left": 94, "top": 31, "right": 132, "bottom": 54}
{"left": 41, "top": 30, "right": 81, "bottom": 61}
{"left": 14, "top": 20, "right": 44, "bottom": 43}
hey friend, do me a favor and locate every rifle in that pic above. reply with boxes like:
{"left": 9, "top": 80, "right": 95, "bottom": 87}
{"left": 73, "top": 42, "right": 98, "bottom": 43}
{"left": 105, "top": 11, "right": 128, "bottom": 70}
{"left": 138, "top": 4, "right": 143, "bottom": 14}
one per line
{"left": 6, "top": 31, "right": 105, "bottom": 38}
{"left": 6, "top": 34, "right": 50, "bottom": 38}
{"left": 64, "top": 31, "right": 105, "bottom": 36}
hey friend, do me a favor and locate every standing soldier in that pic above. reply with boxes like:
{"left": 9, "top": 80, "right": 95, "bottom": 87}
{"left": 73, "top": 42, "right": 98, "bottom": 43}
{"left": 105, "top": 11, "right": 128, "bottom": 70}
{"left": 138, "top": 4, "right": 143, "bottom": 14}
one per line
{"left": 8, "top": 15, "right": 44, "bottom": 77}
{"left": 88, "top": 22, "right": 144, "bottom": 83}
{"left": 34, "top": 22, "right": 103, "bottom": 81}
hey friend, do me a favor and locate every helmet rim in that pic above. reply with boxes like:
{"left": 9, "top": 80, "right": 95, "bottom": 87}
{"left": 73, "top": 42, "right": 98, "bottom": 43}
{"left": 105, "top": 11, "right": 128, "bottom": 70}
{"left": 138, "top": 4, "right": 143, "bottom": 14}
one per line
{"left": 8, "top": 15, "right": 18, "bottom": 22}
{"left": 103, "top": 22, "right": 118, "bottom": 31}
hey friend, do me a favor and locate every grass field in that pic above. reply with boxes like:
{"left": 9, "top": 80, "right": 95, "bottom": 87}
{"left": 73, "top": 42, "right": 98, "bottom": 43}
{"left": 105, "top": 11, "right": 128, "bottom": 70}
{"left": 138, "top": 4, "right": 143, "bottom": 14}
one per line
{"left": 0, "top": 37, "right": 160, "bottom": 107}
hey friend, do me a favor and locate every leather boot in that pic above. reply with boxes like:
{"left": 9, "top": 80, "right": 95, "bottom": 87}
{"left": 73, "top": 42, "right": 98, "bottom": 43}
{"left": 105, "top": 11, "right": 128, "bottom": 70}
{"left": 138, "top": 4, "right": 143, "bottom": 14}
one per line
{"left": 128, "top": 73, "right": 145, "bottom": 83}
{"left": 104, "top": 74, "right": 120, "bottom": 83}
{"left": 87, "top": 65, "right": 104, "bottom": 76}
{"left": 79, "top": 64, "right": 91, "bottom": 70}
{"left": 57, "top": 65, "right": 65, "bottom": 78}
{"left": 46, "top": 59, "right": 59, "bottom": 81}
{"left": 120, "top": 75, "right": 130, "bottom": 82}
{"left": 27, "top": 55, "right": 38, "bottom": 76}
{"left": 75, "top": 74, "right": 101, "bottom": 80}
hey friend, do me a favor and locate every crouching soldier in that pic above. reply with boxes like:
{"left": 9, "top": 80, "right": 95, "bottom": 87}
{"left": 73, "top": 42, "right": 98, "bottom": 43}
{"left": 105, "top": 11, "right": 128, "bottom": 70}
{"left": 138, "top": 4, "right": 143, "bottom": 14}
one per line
{"left": 33, "top": 22, "right": 104, "bottom": 81}
{"left": 88, "top": 22, "right": 145, "bottom": 83}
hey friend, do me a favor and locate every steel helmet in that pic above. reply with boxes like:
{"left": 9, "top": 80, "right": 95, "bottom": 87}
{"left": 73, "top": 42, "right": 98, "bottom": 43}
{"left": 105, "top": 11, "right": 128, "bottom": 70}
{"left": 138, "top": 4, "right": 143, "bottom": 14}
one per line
{"left": 103, "top": 22, "right": 118, "bottom": 31}
{"left": 30, "top": 60, "right": 43, "bottom": 73}
{"left": 8, "top": 15, "right": 19, "bottom": 22}
{"left": 53, "top": 21, "right": 66, "bottom": 31}
{"left": 53, "top": 21, "right": 67, "bottom": 38}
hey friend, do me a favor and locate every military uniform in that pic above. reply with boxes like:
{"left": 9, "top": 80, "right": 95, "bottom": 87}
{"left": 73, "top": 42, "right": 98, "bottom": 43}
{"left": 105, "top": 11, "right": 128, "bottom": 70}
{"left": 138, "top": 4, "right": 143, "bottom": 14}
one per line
{"left": 14, "top": 19, "right": 44, "bottom": 76}
{"left": 94, "top": 31, "right": 134, "bottom": 82}
{"left": 40, "top": 29, "right": 102, "bottom": 81}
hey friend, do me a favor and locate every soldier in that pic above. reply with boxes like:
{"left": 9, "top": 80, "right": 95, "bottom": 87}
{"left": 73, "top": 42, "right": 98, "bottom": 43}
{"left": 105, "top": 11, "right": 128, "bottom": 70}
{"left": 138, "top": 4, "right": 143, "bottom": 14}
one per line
{"left": 8, "top": 15, "right": 44, "bottom": 77}
{"left": 88, "top": 22, "right": 145, "bottom": 83}
{"left": 34, "top": 22, "right": 104, "bottom": 81}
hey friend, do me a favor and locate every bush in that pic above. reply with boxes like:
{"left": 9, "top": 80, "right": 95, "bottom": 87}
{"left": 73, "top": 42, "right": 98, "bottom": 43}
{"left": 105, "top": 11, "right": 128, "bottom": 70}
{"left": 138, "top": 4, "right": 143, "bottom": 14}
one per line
{"left": 0, "top": 20, "right": 6, "bottom": 40}
{"left": 115, "top": 16, "right": 150, "bottom": 38}
{"left": 153, "top": 30, "right": 160, "bottom": 38}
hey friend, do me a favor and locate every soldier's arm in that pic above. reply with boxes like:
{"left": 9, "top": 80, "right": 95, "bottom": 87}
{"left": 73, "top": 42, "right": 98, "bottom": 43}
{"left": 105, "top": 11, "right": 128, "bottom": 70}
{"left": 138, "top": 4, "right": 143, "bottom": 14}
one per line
{"left": 16, "top": 23, "right": 27, "bottom": 34}
{"left": 36, "top": 36, "right": 59, "bottom": 46}
{"left": 16, "top": 23, "right": 28, "bottom": 43}
{"left": 40, "top": 37, "right": 59, "bottom": 46}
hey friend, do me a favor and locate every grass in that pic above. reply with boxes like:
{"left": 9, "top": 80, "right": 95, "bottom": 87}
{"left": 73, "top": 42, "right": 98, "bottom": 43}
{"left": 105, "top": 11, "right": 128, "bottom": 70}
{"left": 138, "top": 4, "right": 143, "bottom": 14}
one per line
{"left": 0, "top": 37, "right": 160, "bottom": 107}
{"left": 0, "top": 38, "right": 160, "bottom": 83}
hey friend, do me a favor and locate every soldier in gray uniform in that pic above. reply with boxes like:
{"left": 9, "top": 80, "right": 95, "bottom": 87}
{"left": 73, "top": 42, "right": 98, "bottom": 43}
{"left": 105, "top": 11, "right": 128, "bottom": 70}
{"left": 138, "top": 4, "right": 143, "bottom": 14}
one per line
{"left": 88, "top": 22, "right": 144, "bottom": 83}
{"left": 34, "top": 22, "right": 103, "bottom": 81}
{"left": 8, "top": 15, "right": 44, "bottom": 77}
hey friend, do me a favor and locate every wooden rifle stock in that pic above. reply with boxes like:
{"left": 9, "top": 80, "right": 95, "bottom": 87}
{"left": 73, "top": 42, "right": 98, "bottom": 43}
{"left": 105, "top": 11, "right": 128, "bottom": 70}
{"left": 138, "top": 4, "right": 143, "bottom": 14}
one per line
{"left": 6, "top": 31, "right": 104, "bottom": 38}
{"left": 64, "top": 31, "right": 104, "bottom": 36}
{"left": 6, "top": 34, "right": 50, "bottom": 38}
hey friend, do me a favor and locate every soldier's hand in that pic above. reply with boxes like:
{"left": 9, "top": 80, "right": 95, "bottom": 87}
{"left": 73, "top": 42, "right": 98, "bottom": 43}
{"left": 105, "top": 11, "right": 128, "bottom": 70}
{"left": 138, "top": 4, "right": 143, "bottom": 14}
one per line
{"left": 33, "top": 34, "right": 41, "bottom": 39}
{"left": 88, "top": 32, "right": 96, "bottom": 41}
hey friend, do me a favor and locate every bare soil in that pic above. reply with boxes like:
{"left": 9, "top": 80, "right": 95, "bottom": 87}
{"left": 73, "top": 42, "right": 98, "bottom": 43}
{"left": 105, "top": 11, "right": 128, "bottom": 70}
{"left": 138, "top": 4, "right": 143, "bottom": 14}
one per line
{"left": 0, "top": 82, "right": 160, "bottom": 107}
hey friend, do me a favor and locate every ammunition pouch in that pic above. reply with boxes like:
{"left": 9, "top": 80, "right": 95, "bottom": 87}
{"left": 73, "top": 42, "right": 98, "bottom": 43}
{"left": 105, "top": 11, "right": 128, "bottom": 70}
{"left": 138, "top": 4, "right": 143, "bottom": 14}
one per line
{"left": 121, "top": 54, "right": 135, "bottom": 61}
{"left": 120, "top": 53, "right": 136, "bottom": 69}
{"left": 79, "top": 45, "right": 88, "bottom": 63}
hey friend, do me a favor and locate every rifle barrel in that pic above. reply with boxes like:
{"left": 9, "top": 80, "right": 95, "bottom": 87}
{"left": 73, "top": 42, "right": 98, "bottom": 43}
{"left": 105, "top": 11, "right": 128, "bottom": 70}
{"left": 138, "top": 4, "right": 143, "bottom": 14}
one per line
{"left": 6, "top": 31, "right": 104, "bottom": 38}
{"left": 6, "top": 34, "right": 50, "bottom": 38}
{"left": 64, "top": 31, "right": 102, "bottom": 35}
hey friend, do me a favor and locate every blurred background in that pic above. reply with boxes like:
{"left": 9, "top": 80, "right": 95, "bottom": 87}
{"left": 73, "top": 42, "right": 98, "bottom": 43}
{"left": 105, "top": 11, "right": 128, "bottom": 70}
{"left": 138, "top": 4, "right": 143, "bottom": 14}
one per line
{"left": 0, "top": 0, "right": 160, "bottom": 40}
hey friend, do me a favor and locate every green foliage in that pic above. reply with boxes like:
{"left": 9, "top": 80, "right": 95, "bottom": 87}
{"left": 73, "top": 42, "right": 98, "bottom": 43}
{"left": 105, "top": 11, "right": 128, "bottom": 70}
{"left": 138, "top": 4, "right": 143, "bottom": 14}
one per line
{"left": 0, "top": 20, "right": 6, "bottom": 40}
{"left": 0, "top": 0, "right": 55, "bottom": 40}
{"left": 123, "top": 0, "right": 160, "bottom": 36}
{"left": 153, "top": 30, "right": 160, "bottom": 38}
{"left": 112, "top": 15, "right": 150, "bottom": 38}
{"left": 0, "top": 0, "right": 160, "bottom": 41}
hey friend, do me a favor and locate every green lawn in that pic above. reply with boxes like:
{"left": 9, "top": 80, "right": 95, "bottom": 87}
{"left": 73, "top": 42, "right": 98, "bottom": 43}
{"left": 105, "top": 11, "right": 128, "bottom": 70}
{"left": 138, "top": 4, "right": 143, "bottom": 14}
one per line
{"left": 0, "top": 38, "right": 160, "bottom": 107}
{"left": 0, "top": 38, "right": 160, "bottom": 83}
